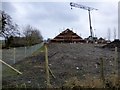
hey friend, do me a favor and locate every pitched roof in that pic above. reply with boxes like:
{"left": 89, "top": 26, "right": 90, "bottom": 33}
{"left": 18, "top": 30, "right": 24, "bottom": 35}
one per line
{"left": 51, "top": 28, "right": 85, "bottom": 43}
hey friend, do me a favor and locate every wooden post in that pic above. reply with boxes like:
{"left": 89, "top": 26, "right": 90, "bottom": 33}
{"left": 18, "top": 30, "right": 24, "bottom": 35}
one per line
{"left": 0, "top": 59, "right": 22, "bottom": 74}
{"left": 21, "top": 83, "right": 26, "bottom": 88}
{"left": 13, "top": 48, "right": 16, "bottom": 64}
{"left": 115, "top": 47, "right": 118, "bottom": 74}
{"left": 114, "top": 47, "right": 118, "bottom": 85}
{"left": 100, "top": 57, "right": 105, "bottom": 87}
{"left": 48, "top": 66, "right": 56, "bottom": 79}
{"left": 44, "top": 43, "right": 50, "bottom": 87}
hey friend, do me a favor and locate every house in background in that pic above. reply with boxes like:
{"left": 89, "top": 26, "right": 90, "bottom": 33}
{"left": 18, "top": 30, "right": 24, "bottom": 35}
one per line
{"left": 50, "top": 28, "right": 85, "bottom": 43}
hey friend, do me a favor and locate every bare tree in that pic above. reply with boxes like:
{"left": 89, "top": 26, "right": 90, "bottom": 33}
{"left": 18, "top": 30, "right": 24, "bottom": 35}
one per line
{"left": 0, "top": 10, "right": 20, "bottom": 47}
{"left": 107, "top": 28, "right": 111, "bottom": 41}
{"left": 114, "top": 27, "right": 117, "bottom": 40}
{"left": 0, "top": 13, "right": 2, "bottom": 31}
{"left": 23, "top": 25, "right": 43, "bottom": 46}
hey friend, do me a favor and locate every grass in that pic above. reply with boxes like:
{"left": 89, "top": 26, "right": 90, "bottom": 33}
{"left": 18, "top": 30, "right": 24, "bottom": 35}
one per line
{"left": 2, "top": 75, "right": 120, "bottom": 89}
{"left": 2, "top": 64, "right": 20, "bottom": 78}
{"left": 63, "top": 77, "right": 103, "bottom": 88}
{"left": 2, "top": 44, "right": 120, "bottom": 88}
{"left": 63, "top": 75, "right": 120, "bottom": 88}
{"left": 2, "top": 44, "right": 45, "bottom": 77}
{"left": 32, "top": 45, "right": 45, "bottom": 56}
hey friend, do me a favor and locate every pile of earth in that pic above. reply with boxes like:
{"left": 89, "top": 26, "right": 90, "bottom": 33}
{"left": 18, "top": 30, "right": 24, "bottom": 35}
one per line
{"left": 2, "top": 43, "right": 120, "bottom": 88}
{"left": 102, "top": 39, "right": 120, "bottom": 51}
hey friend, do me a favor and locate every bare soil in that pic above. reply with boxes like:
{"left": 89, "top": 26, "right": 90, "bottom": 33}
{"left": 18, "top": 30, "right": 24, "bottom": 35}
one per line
{"left": 2, "top": 43, "right": 120, "bottom": 88}
{"left": 103, "top": 39, "right": 120, "bottom": 51}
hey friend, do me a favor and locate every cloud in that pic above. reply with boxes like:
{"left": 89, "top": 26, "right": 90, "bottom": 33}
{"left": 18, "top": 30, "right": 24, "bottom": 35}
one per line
{"left": 2, "top": 2, "right": 15, "bottom": 11}
{"left": 18, "top": 2, "right": 79, "bottom": 24}
{"left": 2, "top": 0, "right": 120, "bottom": 2}
{"left": 1, "top": 2, "right": 118, "bottom": 40}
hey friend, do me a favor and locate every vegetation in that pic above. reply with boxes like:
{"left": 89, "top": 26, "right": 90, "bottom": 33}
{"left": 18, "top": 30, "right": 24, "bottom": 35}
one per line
{"left": 2, "top": 43, "right": 120, "bottom": 89}
{"left": 0, "top": 11, "right": 43, "bottom": 48}
{"left": 0, "top": 10, "right": 20, "bottom": 47}
{"left": 63, "top": 76, "right": 120, "bottom": 88}
{"left": 5, "top": 25, "right": 43, "bottom": 48}
{"left": 23, "top": 25, "right": 43, "bottom": 46}
{"left": 32, "top": 45, "right": 45, "bottom": 56}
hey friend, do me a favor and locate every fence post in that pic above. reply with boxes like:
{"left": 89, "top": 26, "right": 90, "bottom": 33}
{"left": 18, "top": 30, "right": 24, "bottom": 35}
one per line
{"left": 114, "top": 47, "right": 118, "bottom": 85}
{"left": 44, "top": 43, "right": 50, "bottom": 87}
{"left": 100, "top": 57, "right": 105, "bottom": 87}
{"left": 115, "top": 47, "right": 118, "bottom": 74}
{"left": 13, "top": 48, "right": 16, "bottom": 64}
{"left": 30, "top": 46, "right": 32, "bottom": 55}
{"left": 25, "top": 47, "right": 26, "bottom": 58}
{"left": 0, "top": 59, "right": 22, "bottom": 74}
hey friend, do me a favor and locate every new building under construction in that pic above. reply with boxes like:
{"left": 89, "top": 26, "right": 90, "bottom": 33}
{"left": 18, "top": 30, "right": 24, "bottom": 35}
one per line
{"left": 50, "top": 28, "right": 85, "bottom": 43}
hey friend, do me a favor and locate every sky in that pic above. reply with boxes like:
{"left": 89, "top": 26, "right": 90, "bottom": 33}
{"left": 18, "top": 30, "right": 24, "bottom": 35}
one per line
{"left": 1, "top": 0, "right": 119, "bottom": 40}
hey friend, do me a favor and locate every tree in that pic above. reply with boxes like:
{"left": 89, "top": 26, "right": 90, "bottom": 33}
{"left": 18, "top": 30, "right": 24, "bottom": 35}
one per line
{"left": 0, "top": 10, "right": 20, "bottom": 47}
{"left": 114, "top": 27, "right": 116, "bottom": 40}
{"left": 107, "top": 28, "right": 111, "bottom": 41}
{"left": 23, "top": 25, "right": 43, "bottom": 46}
{"left": 0, "top": 14, "right": 2, "bottom": 31}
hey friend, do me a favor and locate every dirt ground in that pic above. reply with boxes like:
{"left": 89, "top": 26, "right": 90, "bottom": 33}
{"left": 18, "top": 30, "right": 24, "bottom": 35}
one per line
{"left": 2, "top": 43, "right": 120, "bottom": 88}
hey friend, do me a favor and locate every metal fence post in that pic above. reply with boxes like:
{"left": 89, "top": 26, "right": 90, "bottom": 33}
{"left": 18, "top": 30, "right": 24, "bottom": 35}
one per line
{"left": 30, "top": 46, "right": 32, "bottom": 55}
{"left": 13, "top": 48, "right": 16, "bottom": 64}
{"left": 25, "top": 47, "right": 26, "bottom": 58}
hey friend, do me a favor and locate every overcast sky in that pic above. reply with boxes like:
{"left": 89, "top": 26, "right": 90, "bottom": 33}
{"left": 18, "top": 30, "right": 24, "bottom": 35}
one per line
{"left": 1, "top": 0, "right": 119, "bottom": 40}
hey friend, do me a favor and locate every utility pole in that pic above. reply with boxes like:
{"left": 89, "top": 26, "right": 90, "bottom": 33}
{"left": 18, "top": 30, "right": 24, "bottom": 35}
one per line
{"left": 70, "top": 2, "right": 98, "bottom": 40}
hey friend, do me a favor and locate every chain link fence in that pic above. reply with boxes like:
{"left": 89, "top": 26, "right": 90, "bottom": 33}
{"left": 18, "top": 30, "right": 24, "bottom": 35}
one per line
{"left": 2, "top": 42, "right": 44, "bottom": 65}
{"left": 0, "top": 43, "right": 2, "bottom": 90}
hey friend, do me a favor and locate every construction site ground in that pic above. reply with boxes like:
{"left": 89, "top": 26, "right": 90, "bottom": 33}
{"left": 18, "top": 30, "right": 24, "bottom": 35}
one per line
{"left": 2, "top": 43, "right": 120, "bottom": 88}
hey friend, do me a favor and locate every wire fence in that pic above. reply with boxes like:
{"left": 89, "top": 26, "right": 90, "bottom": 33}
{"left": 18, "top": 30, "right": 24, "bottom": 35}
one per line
{"left": 2, "top": 42, "right": 44, "bottom": 65}
{"left": 0, "top": 44, "right": 2, "bottom": 90}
